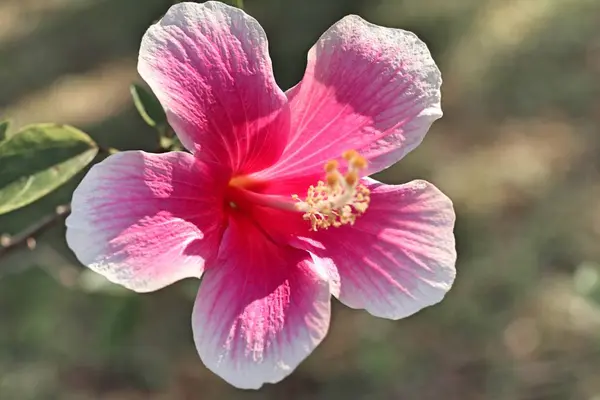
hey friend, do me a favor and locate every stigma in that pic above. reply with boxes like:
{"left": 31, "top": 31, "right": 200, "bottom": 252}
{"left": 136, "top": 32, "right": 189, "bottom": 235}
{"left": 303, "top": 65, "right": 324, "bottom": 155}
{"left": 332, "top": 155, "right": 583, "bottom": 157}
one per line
{"left": 293, "top": 150, "right": 370, "bottom": 231}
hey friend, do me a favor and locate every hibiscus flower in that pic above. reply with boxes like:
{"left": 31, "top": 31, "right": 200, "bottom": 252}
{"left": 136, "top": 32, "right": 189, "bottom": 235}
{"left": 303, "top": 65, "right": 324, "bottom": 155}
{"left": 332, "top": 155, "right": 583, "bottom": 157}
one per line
{"left": 66, "top": 1, "right": 456, "bottom": 389}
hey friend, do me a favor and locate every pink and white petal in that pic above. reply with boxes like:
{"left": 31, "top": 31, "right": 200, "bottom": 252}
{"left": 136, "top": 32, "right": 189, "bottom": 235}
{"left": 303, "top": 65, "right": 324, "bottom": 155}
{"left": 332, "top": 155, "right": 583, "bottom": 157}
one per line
{"left": 192, "top": 214, "right": 331, "bottom": 389}
{"left": 256, "top": 15, "right": 441, "bottom": 184}
{"left": 138, "top": 1, "right": 289, "bottom": 174}
{"left": 300, "top": 178, "right": 456, "bottom": 320}
{"left": 66, "top": 151, "right": 226, "bottom": 292}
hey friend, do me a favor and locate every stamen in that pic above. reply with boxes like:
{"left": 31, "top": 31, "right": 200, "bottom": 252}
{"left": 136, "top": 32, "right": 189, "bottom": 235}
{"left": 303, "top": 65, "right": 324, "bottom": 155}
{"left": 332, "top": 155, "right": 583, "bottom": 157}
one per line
{"left": 326, "top": 172, "right": 340, "bottom": 187}
{"left": 344, "top": 170, "right": 358, "bottom": 186}
{"left": 351, "top": 155, "right": 367, "bottom": 170}
{"left": 293, "top": 150, "right": 370, "bottom": 231}
{"left": 324, "top": 160, "right": 339, "bottom": 173}
{"left": 342, "top": 149, "right": 359, "bottom": 161}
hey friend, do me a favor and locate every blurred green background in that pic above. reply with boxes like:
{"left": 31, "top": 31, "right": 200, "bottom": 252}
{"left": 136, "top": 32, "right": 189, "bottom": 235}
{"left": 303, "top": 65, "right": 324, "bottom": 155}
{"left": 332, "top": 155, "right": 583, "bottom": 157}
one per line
{"left": 1, "top": 0, "right": 600, "bottom": 398}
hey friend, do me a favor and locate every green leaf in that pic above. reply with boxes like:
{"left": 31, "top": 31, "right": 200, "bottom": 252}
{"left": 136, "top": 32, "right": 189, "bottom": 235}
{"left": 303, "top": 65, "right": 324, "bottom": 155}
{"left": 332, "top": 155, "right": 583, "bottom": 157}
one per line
{"left": 130, "top": 83, "right": 166, "bottom": 128}
{"left": 0, "top": 119, "right": 10, "bottom": 141}
{"left": 0, "top": 123, "right": 98, "bottom": 215}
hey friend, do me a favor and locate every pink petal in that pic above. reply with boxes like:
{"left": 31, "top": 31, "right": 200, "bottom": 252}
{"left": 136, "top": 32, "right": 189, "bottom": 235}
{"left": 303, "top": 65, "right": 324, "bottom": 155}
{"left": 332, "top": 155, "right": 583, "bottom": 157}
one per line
{"left": 192, "top": 214, "right": 330, "bottom": 389}
{"left": 66, "top": 151, "right": 226, "bottom": 292}
{"left": 256, "top": 15, "right": 441, "bottom": 184}
{"left": 138, "top": 1, "right": 289, "bottom": 174}
{"left": 299, "top": 178, "right": 456, "bottom": 320}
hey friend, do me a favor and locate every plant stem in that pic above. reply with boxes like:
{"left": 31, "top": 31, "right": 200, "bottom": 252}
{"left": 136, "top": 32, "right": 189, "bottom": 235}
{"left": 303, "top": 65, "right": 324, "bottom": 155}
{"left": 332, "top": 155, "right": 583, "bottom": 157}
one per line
{"left": 0, "top": 204, "right": 71, "bottom": 259}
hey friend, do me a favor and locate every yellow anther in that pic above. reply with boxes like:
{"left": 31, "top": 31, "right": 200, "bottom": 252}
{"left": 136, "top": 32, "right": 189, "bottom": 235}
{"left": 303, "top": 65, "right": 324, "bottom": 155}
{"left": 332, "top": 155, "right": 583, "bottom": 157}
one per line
{"left": 324, "top": 159, "right": 339, "bottom": 173}
{"left": 342, "top": 149, "right": 359, "bottom": 161}
{"left": 292, "top": 150, "right": 370, "bottom": 231}
{"left": 327, "top": 172, "right": 340, "bottom": 187}
{"left": 345, "top": 171, "right": 358, "bottom": 186}
{"left": 351, "top": 155, "right": 368, "bottom": 170}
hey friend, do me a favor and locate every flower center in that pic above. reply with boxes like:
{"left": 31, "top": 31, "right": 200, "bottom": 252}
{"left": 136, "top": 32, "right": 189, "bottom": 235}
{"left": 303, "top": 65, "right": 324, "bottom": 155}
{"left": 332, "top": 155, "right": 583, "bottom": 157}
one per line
{"left": 225, "top": 150, "right": 370, "bottom": 231}
{"left": 292, "top": 150, "right": 370, "bottom": 231}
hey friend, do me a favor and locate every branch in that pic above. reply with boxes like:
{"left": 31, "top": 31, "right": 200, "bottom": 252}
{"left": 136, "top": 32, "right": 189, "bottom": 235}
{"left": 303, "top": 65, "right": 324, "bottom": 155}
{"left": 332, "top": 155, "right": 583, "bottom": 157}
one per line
{"left": 0, "top": 145, "right": 119, "bottom": 261}
{"left": 0, "top": 143, "right": 119, "bottom": 261}
{"left": 0, "top": 204, "right": 71, "bottom": 259}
